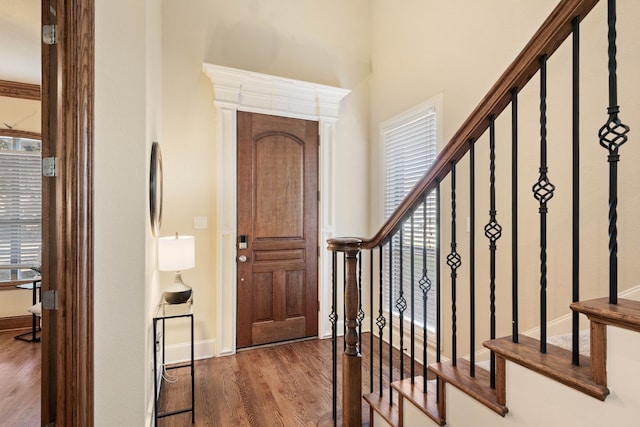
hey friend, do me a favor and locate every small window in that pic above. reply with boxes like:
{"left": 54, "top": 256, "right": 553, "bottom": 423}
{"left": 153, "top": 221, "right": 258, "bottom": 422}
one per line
{"left": 0, "top": 136, "right": 42, "bottom": 282}
{"left": 380, "top": 96, "right": 440, "bottom": 332}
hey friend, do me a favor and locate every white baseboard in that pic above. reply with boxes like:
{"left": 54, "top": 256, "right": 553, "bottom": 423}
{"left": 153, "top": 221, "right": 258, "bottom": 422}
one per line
{"left": 146, "top": 390, "right": 154, "bottom": 427}
{"left": 320, "top": 317, "right": 372, "bottom": 340}
{"left": 164, "top": 339, "right": 215, "bottom": 365}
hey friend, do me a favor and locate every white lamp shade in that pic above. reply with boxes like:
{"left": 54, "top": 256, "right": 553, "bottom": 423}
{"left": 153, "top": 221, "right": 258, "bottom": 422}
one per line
{"left": 158, "top": 235, "right": 195, "bottom": 271}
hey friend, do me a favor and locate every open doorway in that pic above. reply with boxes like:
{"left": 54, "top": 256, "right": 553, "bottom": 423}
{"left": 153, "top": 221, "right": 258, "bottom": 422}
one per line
{"left": 0, "top": 127, "right": 42, "bottom": 425}
{"left": 0, "top": 1, "right": 43, "bottom": 423}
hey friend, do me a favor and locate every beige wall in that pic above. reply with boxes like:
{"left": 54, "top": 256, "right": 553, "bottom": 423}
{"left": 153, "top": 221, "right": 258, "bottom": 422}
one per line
{"left": 0, "top": 290, "right": 34, "bottom": 318}
{"left": 159, "top": 0, "right": 371, "bottom": 349}
{"left": 0, "top": 96, "right": 40, "bottom": 133}
{"left": 369, "top": 0, "right": 640, "bottom": 358}
{"left": 368, "top": 0, "right": 559, "bottom": 229}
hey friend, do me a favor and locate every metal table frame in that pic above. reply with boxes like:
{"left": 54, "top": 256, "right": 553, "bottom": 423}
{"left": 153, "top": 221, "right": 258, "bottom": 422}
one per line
{"left": 14, "top": 278, "right": 41, "bottom": 343}
{"left": 152, "top": 301, "right": 195, "bottom": 425}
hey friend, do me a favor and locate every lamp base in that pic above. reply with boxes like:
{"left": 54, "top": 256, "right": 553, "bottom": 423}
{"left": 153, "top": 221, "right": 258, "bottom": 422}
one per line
{"left": 163, "top": 272, "right": 192, "bottom": 304}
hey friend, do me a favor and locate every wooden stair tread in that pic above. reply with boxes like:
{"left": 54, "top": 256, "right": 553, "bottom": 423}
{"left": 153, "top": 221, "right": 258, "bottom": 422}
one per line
{"left": 571, "top": 297, "right": 640, "bottom": 333}
{"left": 484, "top": 334, "right": 609, "bottom": 401}
{"left": 392, "top": 376, "right": 445, "bottom": 426}
{"left": 429, "top": 357, "right": 508, "bottom": 416}
{"left": 363, "top": 392, "right": 399, "bottom": 427}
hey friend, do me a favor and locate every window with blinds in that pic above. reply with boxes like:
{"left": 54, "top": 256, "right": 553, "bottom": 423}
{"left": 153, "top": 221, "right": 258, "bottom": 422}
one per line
{"left": 0, "top": 137, "right": 41, "bottom": 282}
{"left": 380, "top": 98, "right": 439, "bottom": 332}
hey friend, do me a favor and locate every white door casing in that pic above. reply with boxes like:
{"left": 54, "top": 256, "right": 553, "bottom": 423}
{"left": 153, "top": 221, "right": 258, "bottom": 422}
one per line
{"left": 203, "top": 63, "right": 350, "bottom": 355}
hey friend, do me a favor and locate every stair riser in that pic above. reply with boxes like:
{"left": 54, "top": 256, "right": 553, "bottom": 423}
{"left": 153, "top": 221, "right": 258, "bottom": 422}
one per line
{"left": 372, "top": 411, "right": 395, "bottom": 427}
{"left": 404, "top": 402, "right": 440, "bottom": 426}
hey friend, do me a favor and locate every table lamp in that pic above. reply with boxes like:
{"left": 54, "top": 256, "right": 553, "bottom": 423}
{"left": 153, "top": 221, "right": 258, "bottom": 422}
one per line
{"left": 158, "top": 233, "right": 195, "bottom": 304}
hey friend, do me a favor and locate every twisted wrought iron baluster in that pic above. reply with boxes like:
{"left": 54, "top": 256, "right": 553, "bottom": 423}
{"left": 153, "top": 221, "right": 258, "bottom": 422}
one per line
{"left": 435, "top": 180, "right": 442, "bottom": 403}
{"left": 329, "top": 252, "right": 338, "bottom": 422}
{"left": 343, "top": 256, "right": 346, "bottom": 352}
{"left": 599, "top": 0, "right": 629, "bottom": 305}
{"left": 369, "top": 249, "right": 374, "bottom": 393}
{"left": 357, "top": 252, "right": 364, "bottom": 354}
{"left": 419, "top": 193, "right": 432, "bottom": 392}
{"left": 410, "top": 214, "right": 416, "bottom": 382}
{"left": 532, "top": 56, "right": 555, "bottom": 354}
{"left": 388, "top": 240, "right": 394, "bottom": 404}
{"left": 485, "top": 115, "right": 502, "bottom": 388}
{"left": 376, "top": 247, "right": 386, "bottom": 395}
{"left": 397, "top": 227, "right": 407, "bottom": 380}
{"left": 447, "top": 162, "right": 462, "bottom": 366}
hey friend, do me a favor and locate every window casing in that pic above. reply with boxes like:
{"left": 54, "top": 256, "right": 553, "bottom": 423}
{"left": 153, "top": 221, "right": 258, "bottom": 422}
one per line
{"left": 0, "top": 136, "right": 41, "bottom": 282}
{"left": 380, "top": 97, "right": 440, "bottom": 332}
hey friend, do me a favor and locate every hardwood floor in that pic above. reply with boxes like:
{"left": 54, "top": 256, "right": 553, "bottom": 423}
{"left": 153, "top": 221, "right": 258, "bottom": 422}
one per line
{"left": 158, "top": 333, "right": 422, "bottom": 427}
{"left": 0, "top": 330, "right": 421, "bottom": 427}
{"left": 0, "top": 329, "right": 41, "bottom": 427}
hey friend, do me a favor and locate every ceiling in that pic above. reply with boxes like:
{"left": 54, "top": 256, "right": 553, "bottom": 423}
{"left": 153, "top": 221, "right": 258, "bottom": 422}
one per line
{"left": 0, "top": 0, "right": 41, "bottom": 84}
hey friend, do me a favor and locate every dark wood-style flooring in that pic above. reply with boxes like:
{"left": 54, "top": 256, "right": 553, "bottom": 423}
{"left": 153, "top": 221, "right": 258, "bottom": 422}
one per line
{"left": 0, "top": 329, "right": 41, "bottom": 427}
{"left": 0, "top": 330, "right": 420, "bottom": 426}
{"left": 158, "top": 333, "right": 420, "bottom": 427}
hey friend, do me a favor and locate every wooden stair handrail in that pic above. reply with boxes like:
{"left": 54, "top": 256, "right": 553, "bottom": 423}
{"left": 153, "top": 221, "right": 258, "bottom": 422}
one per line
{"left": 361, "top": 0, "right": 600, "bottom": 250}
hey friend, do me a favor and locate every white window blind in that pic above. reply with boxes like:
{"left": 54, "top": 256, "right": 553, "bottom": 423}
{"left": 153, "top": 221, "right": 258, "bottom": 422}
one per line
{"left": 0, "top": 137, "right": 41, "bottom": 281}
{"left": 381, "top": 101, "right": 439, "bottom": 332}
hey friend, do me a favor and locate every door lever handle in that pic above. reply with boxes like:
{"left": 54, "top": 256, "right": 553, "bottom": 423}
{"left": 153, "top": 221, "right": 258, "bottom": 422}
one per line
{"left": 238, "top": 255, "right": 248, "bottom": 263}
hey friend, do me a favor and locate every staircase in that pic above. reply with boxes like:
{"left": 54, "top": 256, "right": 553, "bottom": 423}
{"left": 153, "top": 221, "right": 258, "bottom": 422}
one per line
{"left": 321, "top": 0, "right": 640, "bottom": 426}
{"left": 370, "top": 300, "right": 640, "bottom": 427}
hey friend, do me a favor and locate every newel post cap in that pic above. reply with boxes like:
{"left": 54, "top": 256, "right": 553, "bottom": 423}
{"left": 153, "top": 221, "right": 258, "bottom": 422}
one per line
{"left": 327, "top": 237, "right": 363, "bottom": 253}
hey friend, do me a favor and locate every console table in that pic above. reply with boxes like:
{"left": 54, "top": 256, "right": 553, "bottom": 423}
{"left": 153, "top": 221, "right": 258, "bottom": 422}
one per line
{"left": 152, "top": 301, "right": 195, "bottom": 425}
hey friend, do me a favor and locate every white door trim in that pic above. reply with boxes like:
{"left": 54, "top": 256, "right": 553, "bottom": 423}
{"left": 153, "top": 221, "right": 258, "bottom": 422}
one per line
{"left": 203, "top": 63, "right": 350, "bottom": 355}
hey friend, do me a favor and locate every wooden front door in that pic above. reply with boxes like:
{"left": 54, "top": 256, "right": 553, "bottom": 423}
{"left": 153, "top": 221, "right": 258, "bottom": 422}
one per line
{"left": 236, "top": 112, "right": 318, "bottom": 348}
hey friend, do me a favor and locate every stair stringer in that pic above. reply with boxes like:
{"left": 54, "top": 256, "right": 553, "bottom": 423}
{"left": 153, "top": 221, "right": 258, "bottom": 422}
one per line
{"left": 401, "top": 326, "right": 640, "bottom": 426}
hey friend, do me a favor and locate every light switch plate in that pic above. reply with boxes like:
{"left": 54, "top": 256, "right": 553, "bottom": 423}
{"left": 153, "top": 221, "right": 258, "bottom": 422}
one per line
{"left": 194, "top": 216, "right": 208, "bottom": 229}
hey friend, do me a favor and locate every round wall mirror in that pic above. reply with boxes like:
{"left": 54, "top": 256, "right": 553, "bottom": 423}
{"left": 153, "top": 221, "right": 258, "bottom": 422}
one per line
{"left": 149, "top": 141, "right": 163, "bottom": 236}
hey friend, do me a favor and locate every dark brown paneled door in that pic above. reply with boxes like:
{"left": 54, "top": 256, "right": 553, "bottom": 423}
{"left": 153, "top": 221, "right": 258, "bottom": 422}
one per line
{"left": 236, "top": 112, "right": 319, "bottom": 348}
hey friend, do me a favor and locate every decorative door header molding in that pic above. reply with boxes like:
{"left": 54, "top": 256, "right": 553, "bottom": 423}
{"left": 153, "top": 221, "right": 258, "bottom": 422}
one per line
{"left": 203, "top": 63, "right": 350, "bottom": 119}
